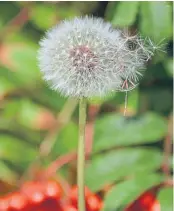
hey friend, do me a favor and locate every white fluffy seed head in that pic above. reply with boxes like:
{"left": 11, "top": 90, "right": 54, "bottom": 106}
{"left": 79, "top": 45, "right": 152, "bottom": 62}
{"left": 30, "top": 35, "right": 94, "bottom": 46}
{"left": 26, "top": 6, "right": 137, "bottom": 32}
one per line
{"left": 38, "top": 16, "right": 155, "bottom": 98}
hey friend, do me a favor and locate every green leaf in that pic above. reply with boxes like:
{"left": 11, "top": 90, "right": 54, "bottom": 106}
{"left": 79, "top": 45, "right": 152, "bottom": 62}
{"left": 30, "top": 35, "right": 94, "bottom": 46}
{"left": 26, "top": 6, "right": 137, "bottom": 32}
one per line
{"left": 17, "top": 98, "right": 45, "bottom": 130}
{"left": 55, "top": 5, "right": 80, "bottom": 20}
{"left": 111, "top": 1, "right": 139, "bottom": 26}
{"left": 158, "top": 188, "right": 173, "bottom": 211}
{"left": 0, "top": 67, "right": 24, "bottom": 93}
{"left": 3, "top": 98, "right": 53, "bottom": 130}
{"left": 52, "top": 122, "right": 78, "bottom": 156}
{"left": 85, "top": 148, "right": 162, "bottom": 191}
{"left": 0, "top": 135, "right": 37, "bottom": 168}
{"left": 5, "top": 44, "right": 41, "bottom": 85}
{"left": 0, "top": 116, "right": 42, "bottom": 145}
{"left": 93, "top": 112, "right": 167, "bottom": 152}
{"left": 3, "top": 100, "right": 21, "bottom": 119}
{"left": 0, "top": 2, "right": 19, "bottom": 30}
{"left": 30, "top": 4, "right": 57, "bottom": 30}
{"left": 36, "top": 86, "right": 66, "bottom": 112}
{"left": 146, "top": 88, "right": 173, "bottom": 114}
{"left": 103, "top": 173, "right": 163, "bottom": 211}
{"left": 0, "top": 75, "right": 16, "bottom": 95}
{"left": 30, "top": 4, "right": 82, "bottom": 30}
{"left": 88, "top": 92, "right": 116, "bottom": 106}
{"left": 0, "top": 161, "right": 18, "bottom": 183}
{"left": 165, "top": 59, "right": 173, "bottom": 77}
{"left": 105, "top": 2, "right": 118, "bottom": 21}
{"left": 140, "top": 2, "right": 172, "bottom": 42}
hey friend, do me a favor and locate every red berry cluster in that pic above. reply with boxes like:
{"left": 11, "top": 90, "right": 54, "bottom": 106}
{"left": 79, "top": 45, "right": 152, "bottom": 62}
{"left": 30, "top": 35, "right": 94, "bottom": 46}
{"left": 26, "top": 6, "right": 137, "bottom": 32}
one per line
{"left": 0, "top": 181, "right": 102, "bottom": 211}
{"left": 0, "top": 181, "right": 62, "bottom": 211}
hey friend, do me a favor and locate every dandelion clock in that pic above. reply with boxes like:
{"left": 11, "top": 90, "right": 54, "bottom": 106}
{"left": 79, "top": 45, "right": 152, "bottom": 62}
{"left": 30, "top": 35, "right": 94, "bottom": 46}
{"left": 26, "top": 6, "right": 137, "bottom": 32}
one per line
{"left": 38, "top": 16, "right": 155, "bottom": 211}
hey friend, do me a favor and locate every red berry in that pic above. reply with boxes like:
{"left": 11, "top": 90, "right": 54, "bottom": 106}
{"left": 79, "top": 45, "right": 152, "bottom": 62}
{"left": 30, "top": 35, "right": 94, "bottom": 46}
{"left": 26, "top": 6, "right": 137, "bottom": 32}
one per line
{"left": 86, "top": 194, "right": 103, "bottom": 211}
{"left": 43, "top": 181, "right": 62, "bottom": 200}
{"left": 0, "top": 192, "right": 30, "bottom": 211}
{"left": 20, "top": 181, "right": 45, "bottom": 211}
{"left": 0, "top": 196, "right": 10, "bottom": 211}
{"left": 63, "top": 205, "right": 78, "bottom": 211}
{"left": 21, "top": 181, "right": 45, "bottom": 204}
{"left": 8, "top": 192, "right": 29, "bottom": 211}
{"left": 40, "top": 180, "right": 63, "bottom": 211}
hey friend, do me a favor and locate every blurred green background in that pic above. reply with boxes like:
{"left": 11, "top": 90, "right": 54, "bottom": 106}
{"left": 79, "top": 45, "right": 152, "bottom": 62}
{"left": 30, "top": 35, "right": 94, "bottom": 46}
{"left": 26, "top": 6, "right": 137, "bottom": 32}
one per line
{"left": 0, "top": 1, "right": 173, "bottom": 211}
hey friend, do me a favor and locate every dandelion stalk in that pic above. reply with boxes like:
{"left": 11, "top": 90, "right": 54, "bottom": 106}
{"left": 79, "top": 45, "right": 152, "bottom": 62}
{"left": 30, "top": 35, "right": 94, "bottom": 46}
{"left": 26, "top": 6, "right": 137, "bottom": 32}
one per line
{"left": 78, "top": 97, "right": 87, "bottom": 211}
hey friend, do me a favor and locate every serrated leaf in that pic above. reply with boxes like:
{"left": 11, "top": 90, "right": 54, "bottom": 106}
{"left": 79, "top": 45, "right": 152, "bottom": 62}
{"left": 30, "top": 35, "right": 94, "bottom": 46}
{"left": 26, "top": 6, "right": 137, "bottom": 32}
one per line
{"left": 103, "top": 173, "right": 163, "bottom": 211}
{"left": 93, "top": 112, "right": 167, "bottom": 152}
{"left": 111, "top": 1, "right": 139, "bottom": 26}
{"left": 140, "top": 2, "right": 172, "bottom": 42}
{"left": 158, "top": 188, "right": 173, "bottom": 211}
{"left": 85, "top": 148, "right": 162, "bottom": 191}
{"left": 0, "top": 135, "right": 37, "bottom": 168}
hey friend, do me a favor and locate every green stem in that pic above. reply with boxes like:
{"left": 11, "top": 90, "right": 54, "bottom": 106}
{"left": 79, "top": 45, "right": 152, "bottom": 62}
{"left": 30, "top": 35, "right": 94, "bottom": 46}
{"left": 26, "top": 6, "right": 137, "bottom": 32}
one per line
{"left": 78, "top": 98, "right": 87, "bottom": 211}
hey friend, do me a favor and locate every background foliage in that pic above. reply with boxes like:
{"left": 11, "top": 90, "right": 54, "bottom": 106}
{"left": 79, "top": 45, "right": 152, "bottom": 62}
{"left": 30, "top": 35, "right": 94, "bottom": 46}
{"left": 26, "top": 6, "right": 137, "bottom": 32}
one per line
{"left": 0, "top": 1, "right": 173, "bottom": 211}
